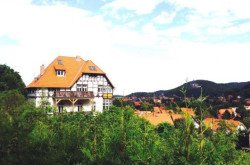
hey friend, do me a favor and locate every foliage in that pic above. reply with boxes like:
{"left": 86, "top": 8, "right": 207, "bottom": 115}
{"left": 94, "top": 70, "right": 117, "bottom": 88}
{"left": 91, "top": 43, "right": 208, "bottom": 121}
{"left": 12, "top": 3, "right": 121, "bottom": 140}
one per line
{"left": 0, "top": 91, "right": 249, "bottom": 164}
{"left": 236, "top": 106, "right": 248, "bottom": 119}
{"left": 140, "top": 102, "right": 153, "bottom": 111}
{"left": 242, "top": 116, "right": 250, "bottom": 128}
{"left": 112, "top": 98, "right": 134, "bottom": 108}
{"left": 0, "top": 64, "right": 26, "bottom": 96}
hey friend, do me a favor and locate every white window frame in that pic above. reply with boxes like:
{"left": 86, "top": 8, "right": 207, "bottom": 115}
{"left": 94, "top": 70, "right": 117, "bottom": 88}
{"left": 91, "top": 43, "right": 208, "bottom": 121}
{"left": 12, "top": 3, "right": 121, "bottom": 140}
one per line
{"left": 56, "top": 70, "right": 65, "bottom": 76}
{"left": 103, "top": 99, "right": 111, "bottom": 110}
{"left": 76, "top": 84, "right": 88, "bottom": 91}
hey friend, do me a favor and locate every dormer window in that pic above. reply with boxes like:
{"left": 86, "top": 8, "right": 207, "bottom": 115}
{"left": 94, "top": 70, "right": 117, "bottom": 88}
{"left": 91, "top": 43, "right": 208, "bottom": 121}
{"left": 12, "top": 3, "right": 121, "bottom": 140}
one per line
{"left": 89, "top": 66, "right": 96, "bottom": 71}
{"left": 58, "top": 59, "right": 62, "bottom": 65}
{"left": 56, "top": 70, "right": 65, "bottom": 76}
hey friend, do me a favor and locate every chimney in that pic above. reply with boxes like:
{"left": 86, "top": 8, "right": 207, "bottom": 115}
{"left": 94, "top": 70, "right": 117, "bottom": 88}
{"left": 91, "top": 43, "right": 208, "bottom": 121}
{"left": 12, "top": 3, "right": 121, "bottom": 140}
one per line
{"left": 76, "top": 55, "right": 81, "bottom": 61}
{"left": 40, "top": 64, "right": 45, "bottom": 75}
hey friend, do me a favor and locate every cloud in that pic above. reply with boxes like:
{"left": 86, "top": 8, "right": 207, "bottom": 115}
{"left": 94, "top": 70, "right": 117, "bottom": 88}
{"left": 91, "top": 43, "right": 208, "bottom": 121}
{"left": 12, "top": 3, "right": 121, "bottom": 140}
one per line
{"left": 0, "top": 1, "right": 169, "bottom": 94}
{"left": 164, "top": 0, "right": 250, "bottom": 41}
{"left": 170, "top": 0, "right": 250, "bottom": 18}
{"left": 154, "top": 11, "right": 176, "bottom": 24}
{"left": 102, "top": 0, "right": 163, "bottom": 15}
{"left": 1, "top": 1, "right": 250, "bottom": 95}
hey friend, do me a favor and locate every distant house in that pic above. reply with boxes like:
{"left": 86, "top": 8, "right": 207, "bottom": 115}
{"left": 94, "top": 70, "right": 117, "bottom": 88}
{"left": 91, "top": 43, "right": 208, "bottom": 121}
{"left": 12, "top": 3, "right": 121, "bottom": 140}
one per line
{"left": 179, "top": 107, "right": 195, "bottom": 117}
{"left": 122, "top": 97, "right": 129, "bottom": 102}
{"left": 153, "top": 98, "right": 161, "bottom": 104}
{"left": 203, "top": 118, "right": 246, "bottom": 132}
{"left": 135, "top": 107, "right": 198, "bottom": 127}
{"left": 217, "top": 108, "right": 239, "bottom": 119}
{"left": 134, "top": 101, "right": 141, "bottom": 107}
{"left": 244, "top": 106, "right": 250, "bottom": 110}
{"left": 26, "top": 56, "right": 114, "bottom": 113}
{"left": 140, "top": 112, "right": 175, "bottom": 126}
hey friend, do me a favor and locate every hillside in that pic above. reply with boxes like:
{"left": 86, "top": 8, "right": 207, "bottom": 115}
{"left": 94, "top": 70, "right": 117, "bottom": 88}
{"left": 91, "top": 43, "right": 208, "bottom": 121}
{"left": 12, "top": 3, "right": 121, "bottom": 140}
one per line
{"left": 128, "top": 80, "right": 250, "bottom": 98}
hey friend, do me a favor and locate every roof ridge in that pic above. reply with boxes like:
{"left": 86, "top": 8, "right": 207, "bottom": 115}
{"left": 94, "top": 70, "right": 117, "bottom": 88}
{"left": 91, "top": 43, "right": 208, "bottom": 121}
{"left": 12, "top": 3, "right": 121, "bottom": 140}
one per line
{"left": 69, "top": 59, "right": 86, "bottom": 87}
{"left": 57, "top": 55, "right": 84, "bottom": 59}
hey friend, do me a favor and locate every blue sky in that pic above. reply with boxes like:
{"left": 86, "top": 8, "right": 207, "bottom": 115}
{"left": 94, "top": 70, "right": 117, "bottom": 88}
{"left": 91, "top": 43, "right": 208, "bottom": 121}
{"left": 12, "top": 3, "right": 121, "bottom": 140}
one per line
{"left": 0, "top": 0, "right": 250, "bottom": 95}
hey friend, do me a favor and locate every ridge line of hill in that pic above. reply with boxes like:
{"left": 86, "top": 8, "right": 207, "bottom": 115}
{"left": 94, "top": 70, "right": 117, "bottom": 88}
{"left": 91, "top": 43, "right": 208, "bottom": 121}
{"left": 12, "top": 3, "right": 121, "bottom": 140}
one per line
{"left": 127, "top": 80, "right": 250, "bottom": 98}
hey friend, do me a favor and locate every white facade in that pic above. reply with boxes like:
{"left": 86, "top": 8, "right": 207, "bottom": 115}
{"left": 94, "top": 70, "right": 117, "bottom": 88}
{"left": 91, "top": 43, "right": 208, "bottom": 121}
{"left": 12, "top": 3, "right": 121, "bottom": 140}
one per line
{"left": 27, "top": 74, "right": 113, "bottom": 113}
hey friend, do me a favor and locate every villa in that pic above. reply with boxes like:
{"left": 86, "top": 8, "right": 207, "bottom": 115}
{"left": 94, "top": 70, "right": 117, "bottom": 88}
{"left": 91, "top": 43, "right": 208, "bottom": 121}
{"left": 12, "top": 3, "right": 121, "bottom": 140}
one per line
{"left": 26, "top": 56, "right": 114, "bottom": 113}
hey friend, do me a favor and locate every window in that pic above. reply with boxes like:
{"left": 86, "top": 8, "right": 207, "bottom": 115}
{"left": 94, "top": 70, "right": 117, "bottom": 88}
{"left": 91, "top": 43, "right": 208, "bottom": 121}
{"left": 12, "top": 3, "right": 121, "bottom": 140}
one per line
{"left": 89, "top": 66, "right": 96, "bottom": 71}
{"left": 58, "top": 106, "right": 64, "bottom": 113}
{"left": 56, "top": 70, "right": 65, "bottom": 76}
{"left": 98, "top": 85, "right": 103, "bottom": 93}
{"left": 103, "top": 99, "right": 111, "bottom": 110}
{"left": 77, "top": 105, "right": 82, "bottom": 112}
{"left": 76, "top": 84, "right": 87, "bottom": 91}
{"left": 48, "top": 88, "right": 55, "bottom": 92}
{"left": 83, "top": 85, "right": 87, "bottom": 91}
{"left": 98, "top": 85, "right": 107, "bottom": 93}
{"left": 108, "top": 87, "right": 112, "bottom": 93}
{"left": 28, "top": 90, "right": 35, "bottom": 94}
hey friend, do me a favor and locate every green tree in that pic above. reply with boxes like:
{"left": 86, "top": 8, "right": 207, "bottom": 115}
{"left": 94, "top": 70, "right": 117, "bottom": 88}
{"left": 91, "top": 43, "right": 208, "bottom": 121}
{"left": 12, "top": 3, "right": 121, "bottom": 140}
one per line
{"left": 0, "top": 64, "right": 26, "bottom": 95}
{"left": 1, "top": 89, "right": 250, "bottom": 164}
{"left": 141, "top": 102, "right": 153, "bottom": 111}
{"left": 242, "top": 116, "right": 250, "bottom": 128}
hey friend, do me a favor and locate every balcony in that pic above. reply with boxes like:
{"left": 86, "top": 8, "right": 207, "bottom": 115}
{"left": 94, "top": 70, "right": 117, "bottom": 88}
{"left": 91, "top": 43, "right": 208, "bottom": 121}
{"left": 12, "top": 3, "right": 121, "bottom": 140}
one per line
{"left": 54, "top": 91, "right": 94, "bottom": 99}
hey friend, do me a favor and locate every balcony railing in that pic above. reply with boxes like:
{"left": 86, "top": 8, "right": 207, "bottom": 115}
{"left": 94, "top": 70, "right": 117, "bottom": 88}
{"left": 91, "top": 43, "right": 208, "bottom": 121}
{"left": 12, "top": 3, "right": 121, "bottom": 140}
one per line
{"left": 54, "top": 91, "right": 94, "bottom": 99}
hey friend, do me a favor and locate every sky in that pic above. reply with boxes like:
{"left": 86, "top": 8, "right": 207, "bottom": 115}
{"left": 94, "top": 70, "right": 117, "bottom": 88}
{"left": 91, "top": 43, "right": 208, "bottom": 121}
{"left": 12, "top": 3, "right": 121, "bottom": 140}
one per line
{"left": 1, "top": 0, "right": 250, "bottom": 95}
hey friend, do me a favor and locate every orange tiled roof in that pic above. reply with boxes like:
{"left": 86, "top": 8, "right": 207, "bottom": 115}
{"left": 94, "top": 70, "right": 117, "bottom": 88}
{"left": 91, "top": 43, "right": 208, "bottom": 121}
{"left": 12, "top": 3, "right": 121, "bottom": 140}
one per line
{"left": 162, "top": 109, "right": 173, "bottom": 113}
{"left": 203, "top": 118, "right": 243, "bottom": 132}
{"left": 171, "top": 114, "right": 184, "bottom": 121}
{"left": 180, "top": 107, "right": 195, "bottom": 117}
{"left": 142, "top": 113, "right": 174, "bottom": 126}
{"left": 218, "top": 108, "right": 236, "bottom": 118}
{"left": 227, "top": 108, "right": 236, "bottom": 115}
{"left": 218, "top": 109, "right": 227, "bottom": 115}
{"left": 153, "top": 107, "right": 161, "bottom": 113}
{"left": 136, "top": 110, "right": 186, "bottom": 126}
{"left": 26, "top": 56, "right": 111, "bottom": 88}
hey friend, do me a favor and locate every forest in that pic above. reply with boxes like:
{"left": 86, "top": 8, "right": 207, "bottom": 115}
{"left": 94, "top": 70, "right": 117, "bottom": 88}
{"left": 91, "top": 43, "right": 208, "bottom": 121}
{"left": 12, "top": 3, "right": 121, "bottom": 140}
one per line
{"left": 129, "top": 80, "right": 250, "bottom": 98}
{"left": 1, "top": 64, "right": 250, "bottom": 165}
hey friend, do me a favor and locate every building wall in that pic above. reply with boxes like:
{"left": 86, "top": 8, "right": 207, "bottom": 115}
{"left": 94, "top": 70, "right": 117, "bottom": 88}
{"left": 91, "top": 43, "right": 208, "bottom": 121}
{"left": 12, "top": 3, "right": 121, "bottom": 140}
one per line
{"left": 72, "top": 74, "right": 113, "bottom": 97}
{"left": 94, "top": 97, "right": 103, "bottom": 112}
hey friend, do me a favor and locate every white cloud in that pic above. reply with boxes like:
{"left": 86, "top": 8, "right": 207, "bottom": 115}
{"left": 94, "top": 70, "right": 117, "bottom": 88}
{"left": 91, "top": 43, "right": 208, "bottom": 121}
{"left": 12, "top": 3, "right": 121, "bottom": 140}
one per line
{"left": 154, "top": 11, "right": 176, "bottom": 24}
{"left": 1, "top": 1, "right": 250, "bottom": 96}
{"left": 102, "top": 0, "right": 163, "bottom": 15}
{"left": 165, "top": 0, "right": 250, "bottom": 39}
{"left": 0, "top": 1, "right": 169, "bottom": 95}
{"left": 171, "top": 0, "right": 250, "bottom": 18}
